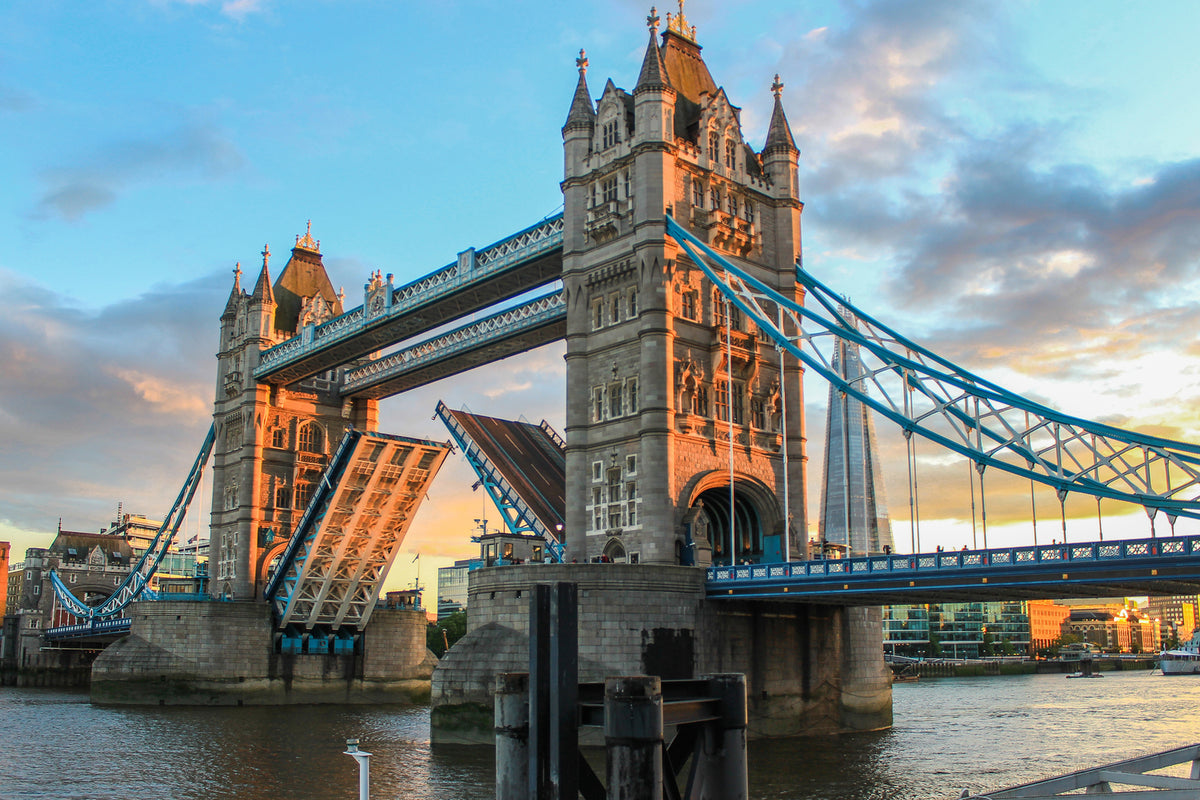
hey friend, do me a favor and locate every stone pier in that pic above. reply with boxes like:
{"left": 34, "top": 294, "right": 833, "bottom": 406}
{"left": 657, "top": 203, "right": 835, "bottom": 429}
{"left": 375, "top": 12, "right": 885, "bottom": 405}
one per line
{"left": 91, "top": 600, "right": 436, "bottom": 705}
{"left": 430, "top": 563, "right": 891, "bottom": 742}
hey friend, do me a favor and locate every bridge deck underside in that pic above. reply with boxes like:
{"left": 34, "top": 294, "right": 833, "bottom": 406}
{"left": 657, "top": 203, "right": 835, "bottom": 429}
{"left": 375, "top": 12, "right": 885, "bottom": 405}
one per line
{"left": 446, "top": 407, "right": 566, "bottom": 533}
{"left": 708, "top": 538, "right": 1200, "bottom": 605}
{"left": 275, "top": 433, "right": 449, "bottom": 631}
{"left": 258, "top": 250, "right": 563, "bottom": 385}
{"left": 342, "top": 306, "right": 565, "bottom": 400}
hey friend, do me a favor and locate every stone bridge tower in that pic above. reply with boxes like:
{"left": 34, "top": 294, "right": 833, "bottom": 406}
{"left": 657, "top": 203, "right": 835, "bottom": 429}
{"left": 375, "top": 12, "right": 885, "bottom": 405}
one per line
{"left": 210, "top": 227, "right": 378, "bottom": 599}
{"left": 561, "top": 8, "right": 807, "bottom": 566}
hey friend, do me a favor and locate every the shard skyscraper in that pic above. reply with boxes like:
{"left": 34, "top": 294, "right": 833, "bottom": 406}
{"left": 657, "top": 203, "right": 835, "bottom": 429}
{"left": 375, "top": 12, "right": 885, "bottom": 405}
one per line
{"left": 819, "top": 312, "right": 894, "bottom": 556}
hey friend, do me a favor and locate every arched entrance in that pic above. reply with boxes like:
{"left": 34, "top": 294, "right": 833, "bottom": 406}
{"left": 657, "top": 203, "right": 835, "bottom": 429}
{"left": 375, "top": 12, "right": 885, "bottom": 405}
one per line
{"left": 603, "top": 537, "right": 627, "bottom": 563}
{"left": 695, "top": 486, "right": 762, "bottom": 565}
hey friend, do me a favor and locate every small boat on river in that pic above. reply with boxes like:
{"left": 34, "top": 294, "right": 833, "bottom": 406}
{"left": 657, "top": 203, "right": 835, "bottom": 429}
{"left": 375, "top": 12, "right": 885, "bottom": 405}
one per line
{"left": 1159, "top": 630, "right": 1200, "bottom": 675}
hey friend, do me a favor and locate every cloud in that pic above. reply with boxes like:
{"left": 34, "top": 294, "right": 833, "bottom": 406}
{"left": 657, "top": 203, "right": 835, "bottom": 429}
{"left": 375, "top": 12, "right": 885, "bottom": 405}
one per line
{"left": 151, "top": 0, "right": 269, "bottom": 21}
{"left": 0, "top": 269, "right": 223, "bottom": 537}
{"left": 32, "top": 122, "right": 245, "bottom": 222}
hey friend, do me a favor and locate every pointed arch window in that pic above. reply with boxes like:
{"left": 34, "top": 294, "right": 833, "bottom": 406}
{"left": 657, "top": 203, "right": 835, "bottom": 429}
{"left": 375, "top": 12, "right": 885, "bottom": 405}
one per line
{"left": 725, "top": 138, "right": 736, "bottom": 169}
{"left": 297, "top": 422, "right": 324, "bottom": 454}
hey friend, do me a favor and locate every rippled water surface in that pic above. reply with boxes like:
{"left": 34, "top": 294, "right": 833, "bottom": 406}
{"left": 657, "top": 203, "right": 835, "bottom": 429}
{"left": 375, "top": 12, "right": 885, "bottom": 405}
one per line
{"left": 4, "top": 672, "right": 1199, "bottom": 799}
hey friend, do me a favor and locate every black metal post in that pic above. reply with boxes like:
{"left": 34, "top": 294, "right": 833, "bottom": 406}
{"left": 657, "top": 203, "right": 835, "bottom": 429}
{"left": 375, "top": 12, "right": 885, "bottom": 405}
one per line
{"left": 550, "top": 582, "right": 579, "bottom": 800}
{"left": 529, "top": 584, "right": 552, "bottom": 799}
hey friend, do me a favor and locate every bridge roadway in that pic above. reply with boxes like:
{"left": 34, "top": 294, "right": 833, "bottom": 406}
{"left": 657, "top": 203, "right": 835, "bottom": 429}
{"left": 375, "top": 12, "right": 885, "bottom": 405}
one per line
{"left": 706, "top": 535, "right": 1200, "bottom": 604}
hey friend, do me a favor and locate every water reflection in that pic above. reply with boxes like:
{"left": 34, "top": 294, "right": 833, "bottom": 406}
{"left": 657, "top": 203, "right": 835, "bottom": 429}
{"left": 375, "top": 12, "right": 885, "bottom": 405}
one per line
{"left": 5, "top": 672, "right": 1200, "bottom": 800}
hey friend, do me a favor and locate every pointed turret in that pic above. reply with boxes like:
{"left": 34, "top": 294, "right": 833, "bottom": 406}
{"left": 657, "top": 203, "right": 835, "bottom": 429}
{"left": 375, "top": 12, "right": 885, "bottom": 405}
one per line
{"left": 222, "top": 263, "right": 242, "bottom": 320}
{"left": 763, "top": 74, "right": 798, "bottom": 155}
{"left": 272, "top": 222, "right": 342, "bottom": 335}
{"left": 251, "top": 245, "right": 274, "bottom": 305}
{"left": 635, "top": 9, "right": 669, "bottom": 93}
{"left": 563, "top": 49, "right": 596, "bottom": 133}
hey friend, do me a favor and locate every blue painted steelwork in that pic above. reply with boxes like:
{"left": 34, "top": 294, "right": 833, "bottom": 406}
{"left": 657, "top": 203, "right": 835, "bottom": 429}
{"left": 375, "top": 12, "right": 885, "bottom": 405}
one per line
{"left": 341, "top": 290, "right": 565, "bottom": 397}
{"left": 435, "top": 401, "right": 564, "bottom": 562}
{"left": 706, "top": 535, "right": 1200, "bottom": 603}
{"left": 43, "top": 617, "right": 132, "bottom": 641}
{"left": 665, "top": 215, "right": 1200, "bottom": 522}
{"left": 263, "top": 428, "right": 360, "bottom": 604}
{"left": 48, "top": 424, "right": 216, "bottom": 622}
{"left": 255, "top": 214, "right": 565, "bottom": 381}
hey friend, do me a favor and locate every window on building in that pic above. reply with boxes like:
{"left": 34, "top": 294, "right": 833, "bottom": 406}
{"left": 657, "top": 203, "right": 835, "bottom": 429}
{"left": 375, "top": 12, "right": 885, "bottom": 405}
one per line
{"left": 713, "top": 291, "right": 727, "bottom": 327}
{"left": 594, "top": 301, "right": 604, "bottom": 330}
{"left": 716, "top": 381, "right": 744, "bottom": 424}
{"left": 593, "top": 488, "right": 602, "bottom": 506}
{"left": 298, "top": 423, "right": 324, "bottom": 454}
{"left": 608, "top": 383, "right": 623, "bottom": 418}
{"left": 271, "top": 428, "right": 285, "bottom": 448}
{"left": 692, "top": 179, "right": 704, "bottom": 207}
{"left": 751, "top": 398, "right": 766, "bottom": 429}
{"left": 729, "top": 304, "right": 743, "bottom": 331}
{"left": 681, "top": 290, "right": 698, "bottom": 321}
{"left": 610, "top": 294, "right": 620, "bottom": 324}
{"left": 708, "top": 130, "right": 719, "bottom": 158}
{"left": 710, "top": 186, "right": 721, "bottom": 211}
{"left": 594, "top": 509, "right": 604, "bottom": 530}
{"left": 725, "top": 138, "right": 736, "bottom": 169}
{"left": 276, "top": 486, "right": 291, "bottom": 509}
{"left": 607, "top": 469, "right": 622, "bottom": 503}
{"left": 603, "top": 119, "right": 621, "bottom": 149}
{"left": 592, "top": 461, "right": 603, "bottom": 482}
{"left": 594, "top": 387, "right": 605, "bottom": 422}
{"left": 626, "top": 454, "right": 637, "bottom": 474}
{"left": 294, "top": 482, "right": 313, "bottom": 509}
{"left": 628, "top": 289, "right": 638, "bottom": 318}
{"left": 727, "top": 193, "right": 738, "bottom": 216}
{"left": 627, "top": 378, "right": 639, "bottom": 414}
{"left": 623, "top": 170, "right": 631, "bottom": 199}
{"left": 627, "top": 502, "right": 638, "bottom": 527}
{"left": 745, "top": 201, "right": 755, "bottom": 224}
{"left": 602, "top": 176, "right": 618, "bottom": 203}
{"left": 695, "top": 386, "right": 709, "bottom": 417}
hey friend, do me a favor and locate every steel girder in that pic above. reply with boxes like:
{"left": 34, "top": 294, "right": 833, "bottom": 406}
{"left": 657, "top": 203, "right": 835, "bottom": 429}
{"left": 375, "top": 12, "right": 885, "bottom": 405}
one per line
{"left": 435, "top": 400, "right": 565, "bottom": 562}
{"left": 665, "top": 215, "right": 1200, "bottom": 522}
{"left": 340, "top": 290, "right": 566, "bottom": 400}
{"left": 255, "top": 214, "right": 564, "bottom": 385}
{"left": 267, "top": 429, "right": 449, "bottom": 631}
{"left": 49, "top": 424, "right": 216, "bottom": 621}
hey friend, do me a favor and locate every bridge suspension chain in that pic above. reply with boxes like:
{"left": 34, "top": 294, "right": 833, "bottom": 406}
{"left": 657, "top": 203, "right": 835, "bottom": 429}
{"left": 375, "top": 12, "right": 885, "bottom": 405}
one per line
{"left": 664, "top": 215, "right": 1200, "bottom": 522}
{"left": 49, "top": 423, "right": 216, "bottom": 621}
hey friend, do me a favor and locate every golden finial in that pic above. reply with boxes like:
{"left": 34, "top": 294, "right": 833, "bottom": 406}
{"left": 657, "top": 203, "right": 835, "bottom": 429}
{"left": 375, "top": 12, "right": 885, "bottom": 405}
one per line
{"left": 233, "top": 262, "right": 242, "bottom": 281}
{"left": 771, "top": 74, "right": 784, "bottom": 98}
{"left": 576, "top": 48, "right": 588, "bottom": 74}
{"left": 261, "top": 244, "right": 270, "bottom": 269}
{"left": 647, "top": 6, "right": 660, "bottom": 32}
{"left": 295, "top": 219, "right": 320, "bottom": 252}
{"left": 667, "top": 0, "right": 695, "bottom": 40}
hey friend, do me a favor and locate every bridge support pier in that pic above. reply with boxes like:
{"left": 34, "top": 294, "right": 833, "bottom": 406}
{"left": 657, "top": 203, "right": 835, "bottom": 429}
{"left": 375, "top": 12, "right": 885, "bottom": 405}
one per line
{"left": 431, "top": 564, "right": 891, "bottom": 742}
{"left": 90, "top": 600, "right": 436, "bottom": 705}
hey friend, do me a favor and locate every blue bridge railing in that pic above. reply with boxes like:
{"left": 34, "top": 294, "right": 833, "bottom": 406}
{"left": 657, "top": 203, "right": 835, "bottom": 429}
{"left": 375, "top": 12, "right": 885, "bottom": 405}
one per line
{"left": 707, "top": 535, "right": 1200, "bottom": 589}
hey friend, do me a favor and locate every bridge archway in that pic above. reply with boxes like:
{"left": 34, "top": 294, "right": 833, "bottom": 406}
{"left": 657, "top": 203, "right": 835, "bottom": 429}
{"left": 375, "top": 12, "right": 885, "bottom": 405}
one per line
{"left": 603, "top": 537, "right": 627, "bottom": 563}
{"left": 685, "top": 472, "right": 780, "bottom": 566}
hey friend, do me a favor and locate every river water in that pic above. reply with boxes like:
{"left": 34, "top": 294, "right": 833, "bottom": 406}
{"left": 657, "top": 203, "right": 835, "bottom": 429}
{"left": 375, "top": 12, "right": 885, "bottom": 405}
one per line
{"left": 4, "top": 672, "right": 1199, "bottom": 799}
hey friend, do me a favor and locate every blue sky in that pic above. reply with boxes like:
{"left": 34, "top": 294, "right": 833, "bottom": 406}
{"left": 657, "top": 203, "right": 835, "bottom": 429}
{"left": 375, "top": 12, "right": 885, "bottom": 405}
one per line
{"left": 3, "top": 1, "right": 1200, "bottom": 596}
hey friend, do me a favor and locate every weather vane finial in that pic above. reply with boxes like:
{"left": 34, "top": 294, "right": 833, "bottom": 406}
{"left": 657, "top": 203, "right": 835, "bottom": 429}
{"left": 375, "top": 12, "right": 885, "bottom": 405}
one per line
{"left": 647, "top": 6, "right": 660, "bottom": 32}
{"left": 261, "top": 244, "right": 270, "bottom": 270}
{"left": 771, "top": 74, "right": 784, "bottom": 98}
{"left": 576, "top": 48, "right": 588, "bottom": 74}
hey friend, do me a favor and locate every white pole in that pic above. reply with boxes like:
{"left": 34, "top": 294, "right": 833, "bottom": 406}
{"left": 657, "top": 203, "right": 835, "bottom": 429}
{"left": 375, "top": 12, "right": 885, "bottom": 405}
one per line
{"left": 344, "top": 738, "right": 371, "bottom": 800}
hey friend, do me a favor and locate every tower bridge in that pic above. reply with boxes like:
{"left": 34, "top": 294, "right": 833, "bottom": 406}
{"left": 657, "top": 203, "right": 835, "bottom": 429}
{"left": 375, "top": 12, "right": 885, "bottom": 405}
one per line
{"left": 43, "top": 5, "right": 1200, "bottom": 733}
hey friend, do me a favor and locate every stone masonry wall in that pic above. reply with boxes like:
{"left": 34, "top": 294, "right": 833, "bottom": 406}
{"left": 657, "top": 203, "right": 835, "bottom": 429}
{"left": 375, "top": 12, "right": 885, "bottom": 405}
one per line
{"left": 91, "top": 600, "right": 434, "bottom": 705}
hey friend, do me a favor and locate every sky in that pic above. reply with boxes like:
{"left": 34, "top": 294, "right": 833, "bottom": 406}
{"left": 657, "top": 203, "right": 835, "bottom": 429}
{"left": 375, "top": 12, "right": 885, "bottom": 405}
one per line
{"left": 2, "top": 1, "right": 1200, "bottom": 605}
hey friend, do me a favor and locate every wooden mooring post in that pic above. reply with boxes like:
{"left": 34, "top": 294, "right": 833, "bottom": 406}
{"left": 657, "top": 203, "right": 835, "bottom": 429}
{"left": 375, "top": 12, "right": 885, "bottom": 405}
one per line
{"left": 496, "top": 581, "right": 748, "bottom": 800}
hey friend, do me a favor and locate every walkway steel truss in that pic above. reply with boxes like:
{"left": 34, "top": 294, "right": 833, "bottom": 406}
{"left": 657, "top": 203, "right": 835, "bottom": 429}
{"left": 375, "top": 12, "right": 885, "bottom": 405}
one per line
{"left": 256, "top": 214, "right": 564, "bottom": 385}
{"left": 341, "top": 290, "right": 565, "bottom": 400}
{"left": 706, "top": 535, "right": 1200, "bottom": 605}
{"left": 266, "top": 429, "right": 449, "bottom": 631}
{"left": 435, "top": 401, "right": 565, "bottom": 562}
{"left": 665, "top": 215, "right": 1200, "bottom": 523}
{"left": 48, "top": 424, "right": 215, "bottom": 621}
